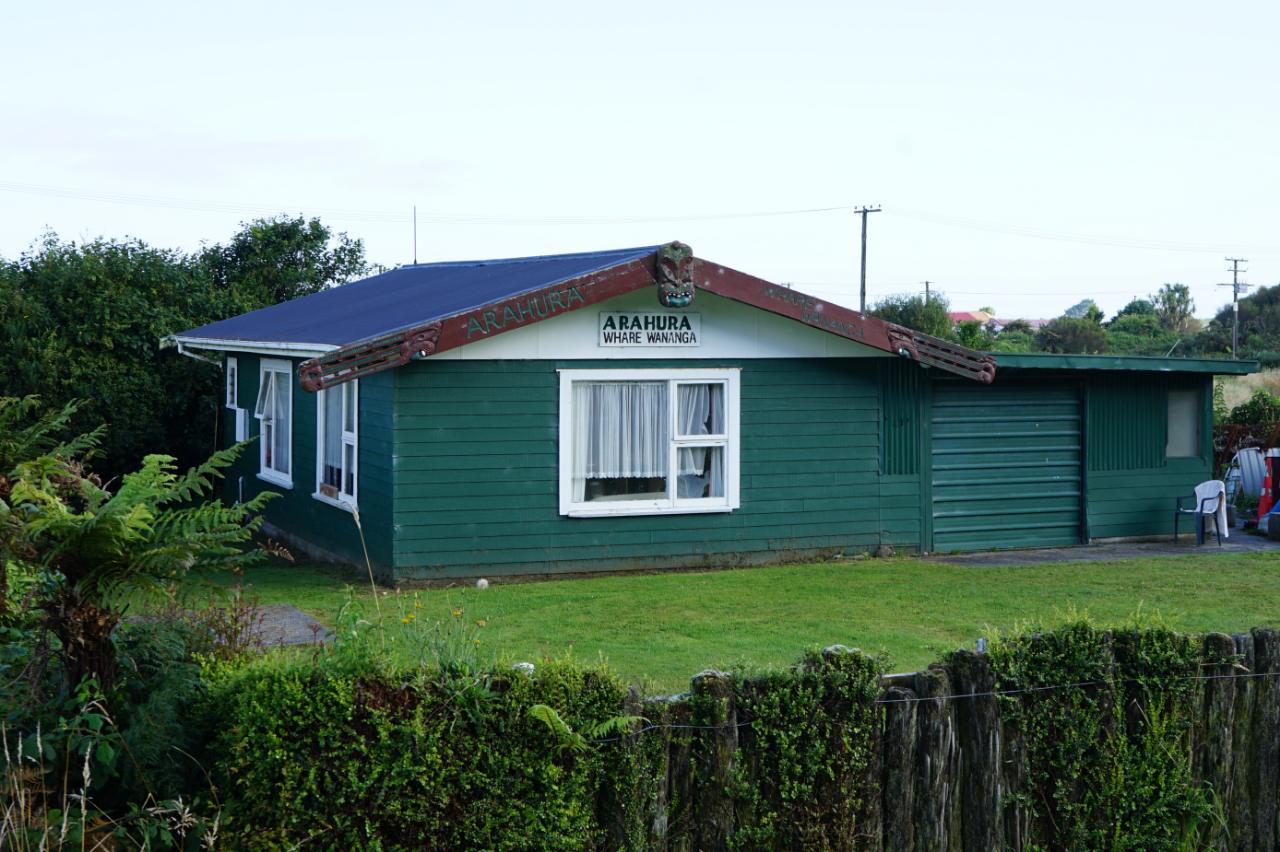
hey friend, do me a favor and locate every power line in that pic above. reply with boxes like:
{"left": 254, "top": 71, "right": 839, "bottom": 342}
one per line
{"left": 0, "top": 180, "right": 856, "bottom": 225}
{"left": 891, "top": 207, "right": 1280, "bottom": 255}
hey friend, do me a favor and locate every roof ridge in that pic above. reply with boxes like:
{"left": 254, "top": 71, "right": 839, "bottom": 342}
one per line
{"left": 400, "top": 244, "right": 662, "bottom": 270}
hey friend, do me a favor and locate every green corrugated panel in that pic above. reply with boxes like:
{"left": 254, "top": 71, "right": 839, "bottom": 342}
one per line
{"left": 931, "top": 383, "right": 1083, "bottom": 552}
{"left": 1087, "top": 374, "right": 1167, "bottom": 471}
{"left": 880, "top": 360, "right": 922, "bottom": 476}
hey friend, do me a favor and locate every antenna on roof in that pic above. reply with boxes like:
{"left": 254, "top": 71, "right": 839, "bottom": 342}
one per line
{"left": 413, "top": 205, "right": 418, "bottom": 265}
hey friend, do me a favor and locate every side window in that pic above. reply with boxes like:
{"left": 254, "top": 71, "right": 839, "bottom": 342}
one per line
{"left": 226, "top": 356, "right": 246, "bottom": 441}
{"left": 1166, "top": 388, "right": 1201, "bottom": 458}
{"left": 254, "top": 359, "right": 293, "bottom": 486}
{"left": 315, "top": 381, "right": 358, "bottom": 508}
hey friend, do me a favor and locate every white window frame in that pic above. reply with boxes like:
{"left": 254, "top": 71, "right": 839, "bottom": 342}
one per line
{"left": 314, "top": 380, "right": 359, "bottom": 511}
{"left": 254, "top": 358, "right": 293, "bottom": 488}
{"left": 558, "top": 367, "right": 740, "bottom": 517}
{"left": 225, "top": 356, "right": 247, "bottom": 441}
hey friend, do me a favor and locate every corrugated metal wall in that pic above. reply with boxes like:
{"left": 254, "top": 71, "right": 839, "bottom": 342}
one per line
{"left": 930, "top": 382, "right": 1083, "bottom": 552}
{"left": 880, "top": 360, "right": 922, "bottom": 476}
{"left": 1087, "top": 374, "right": 1167, "bottom": 471}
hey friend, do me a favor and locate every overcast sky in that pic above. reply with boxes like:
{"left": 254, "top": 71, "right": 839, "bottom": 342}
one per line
{"left": 3, "top": 1, "right": 1277, "bottom": 319}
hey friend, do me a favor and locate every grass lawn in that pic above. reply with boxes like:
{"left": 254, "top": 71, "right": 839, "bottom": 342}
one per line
{"left": 225, "top": 551, "right": 1280, "bottom": 693}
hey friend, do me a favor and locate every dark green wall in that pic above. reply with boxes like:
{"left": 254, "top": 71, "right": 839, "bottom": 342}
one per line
{"left": 391, "top": 358, "right": 895, "bottom": 578}
{"left": 1084, "top": 372, "right": 1212, "bottom": 539}
{"left": 221, "top": 353, "right": 395, "bottom": 575}
{"left": 213, "top": 352, "right": 1220, "bottom": 578}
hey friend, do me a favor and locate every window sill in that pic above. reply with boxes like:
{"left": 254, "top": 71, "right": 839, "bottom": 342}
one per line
{"left": 564, "top": 503, "right": 735, "bottom": 518}
{"left": 256, "top": 472, "right": 294, "bottom": 490}
{"left": 312, "top": 491, "right": 356, "bottom": 513}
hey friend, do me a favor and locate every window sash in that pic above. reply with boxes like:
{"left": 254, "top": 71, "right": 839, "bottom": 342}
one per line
{"left": 559, "top": 369, "right": 739, "bottom": 516}
{"left": 255, "top": 360, "right": 292, "bottom": 484}
{"left": 316, "top": 381, "right": 358, "bottom": 506}
{"left": 225, "top": 357, "right": 238, "bottom": 408}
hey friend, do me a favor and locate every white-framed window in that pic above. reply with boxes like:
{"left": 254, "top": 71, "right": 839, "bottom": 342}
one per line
{"left": 254, "top": 358, "right": 293, "bottom": 487}
{"left": 558, "top": 368, "right": 740, "bottom": 517}
{"left": 1166, "top": 388, "right": 1201, "bottom": 458}
{"left": 225, "top": 356, "right": 247, "bottom": 441}
{"left": 314, "top": 381, "right": 358, "bottom": 509}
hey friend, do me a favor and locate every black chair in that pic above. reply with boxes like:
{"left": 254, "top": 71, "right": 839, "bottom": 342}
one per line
{"left": 1173, "top": 482, "right": 1225, "bottom": 546}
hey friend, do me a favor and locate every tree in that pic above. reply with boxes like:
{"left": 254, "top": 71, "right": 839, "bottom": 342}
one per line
{"left": 199, "top": 215, "right": 368, "bottom": 309}
{"left": 0, "top": 219, "right": 368, "bottom": 480}
{"left": 870, "top": 293, "right": 953, "bottom": 338}
{"left": 955, "top": 320, "right": 995, "bottom": 350}
{"left": 1112, "top": 298, "right": 1156, "bottom": 321}
{"left": 1064, "top": 299, "right": 1103, "bottom": 322}
{"left": 999, "top": 319, "right": 1034, "bottom": 335}
{"left": 1154, "top": 283, "right": 1195, "bottom": 333}
{"left": 1036, "top": 317, "right": 1108, "bottom": 353}
{"left": 989, "top": 330, "right": 1035, "bottom": 352}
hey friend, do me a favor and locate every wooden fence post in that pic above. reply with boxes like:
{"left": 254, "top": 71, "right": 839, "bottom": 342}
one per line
{"left": 913, "top": 664, "right": 961, "bottom": 850}
{"left": 690, "top": 670, "right": 737, "bottom": 852}
{"left": 880, "top": 681, "right": 917, "bottom": 852}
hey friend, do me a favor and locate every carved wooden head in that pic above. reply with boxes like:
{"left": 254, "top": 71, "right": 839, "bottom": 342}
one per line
{"left": 656, "top": 241, "right": 695, "bottom": 308}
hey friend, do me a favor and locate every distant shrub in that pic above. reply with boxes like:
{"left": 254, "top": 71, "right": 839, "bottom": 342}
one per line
{"left": 1228, "top": 388, "right": 1280, "bottom": 425}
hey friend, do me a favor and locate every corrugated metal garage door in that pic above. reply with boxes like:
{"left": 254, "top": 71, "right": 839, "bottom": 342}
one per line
{"left": 930, "top": 383, "right": 1083, "bottom": 552}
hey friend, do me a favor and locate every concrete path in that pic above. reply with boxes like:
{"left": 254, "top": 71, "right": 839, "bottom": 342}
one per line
{"left": 253, "top": 604, "right": 332, "bottom": 646}
{"left": 929, "top": 529, "right": 1280, "bottom": 567}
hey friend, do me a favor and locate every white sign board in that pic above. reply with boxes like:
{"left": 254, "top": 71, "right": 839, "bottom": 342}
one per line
{"left": 598, "top": 312, "right": 701, "bottom": 348}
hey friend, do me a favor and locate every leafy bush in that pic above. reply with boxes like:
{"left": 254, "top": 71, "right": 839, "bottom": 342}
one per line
{"left": 203, "top": 652, "right": 638, "bottom": 850}
{"left": 725, "top": 648, "right": 883, "bottom": 849}
{"left": 986, "top": 619, "right": 1212, "bottom": 848}
{"left": 1227, "top": 388, "right": 1280, "bottom": 425}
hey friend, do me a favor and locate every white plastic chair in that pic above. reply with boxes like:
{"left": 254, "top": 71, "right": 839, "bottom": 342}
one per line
{"left": 1173, "top": 480, "right": 1227, "bottom": 546}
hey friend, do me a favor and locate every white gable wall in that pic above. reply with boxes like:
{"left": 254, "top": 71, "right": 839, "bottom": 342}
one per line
{"left": 432, "top": 289, "right": 888, "bottom": 360}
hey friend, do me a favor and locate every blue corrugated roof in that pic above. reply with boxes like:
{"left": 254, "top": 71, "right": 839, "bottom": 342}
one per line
{"left": 178, "top": 245, "right": 661, "bottom": 346}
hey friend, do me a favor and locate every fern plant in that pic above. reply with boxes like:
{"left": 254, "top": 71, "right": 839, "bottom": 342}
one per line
{"left": 1, "top": 396, "right": 274, "bottom": 692}
{"left": 528, "top": 703, "right": 647, "bottom": 754}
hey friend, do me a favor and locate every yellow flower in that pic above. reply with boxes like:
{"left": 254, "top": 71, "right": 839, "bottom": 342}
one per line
{"left": 475, "top": 619, "right": 487, "bottom": 628}
{"left": 474, "top": 639, "right": 481, "bottom": 646}
{"left": 414, "top": 601, "right": 423, "bottom": 609}
{"left": 400, "top": 615, "right": 414, "bottom": 624}
{"left": 451, "top": 608, "right": 463, "bottom": 619}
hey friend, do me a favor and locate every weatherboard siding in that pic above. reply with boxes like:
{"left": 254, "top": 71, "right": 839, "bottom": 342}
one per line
{"left": 221, "top": 354, "right": 394, "bottom": 574}
{"left": 391, "top": 358, "right": 891, "bottom": 577}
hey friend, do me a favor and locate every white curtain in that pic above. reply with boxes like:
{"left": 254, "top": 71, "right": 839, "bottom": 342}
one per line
{"left": 677, "top": 383, "right": 724, "bottom": 438}
{"left": 676, "top": 384, "right": 724, "bottom": 496}
{"left": 573, "top": 382, "right": 668, "bottom": 500}
{"left": 322, "top": 388, "right": 343, "bottom": 487}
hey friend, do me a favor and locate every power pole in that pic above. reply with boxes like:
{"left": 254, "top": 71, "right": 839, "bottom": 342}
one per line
{"left": 922, "top": 280, "right": 932, "bottom": 305}
{"left": 1218, "top": 257, "right": 1250, "bottom": 359}
{"left": 856, "top": 205, "right": 881, "bottom": 312}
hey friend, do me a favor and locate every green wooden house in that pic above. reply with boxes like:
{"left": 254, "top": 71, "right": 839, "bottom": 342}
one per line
{"left": 172, "top": 243, "right": 1254, "bottom": 580}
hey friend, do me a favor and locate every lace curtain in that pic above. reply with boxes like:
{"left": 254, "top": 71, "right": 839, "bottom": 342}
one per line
{"left": 571, "top": 380, "right": 725, "bottom": 503}
{"left": 322, "top": 388, "right": 343, "bottom": 488}
{"left": 573, "top": 382, "right": 668, "bottom": 500}
{"left": 677, "top": 383, "right": 724, "bottom": 497}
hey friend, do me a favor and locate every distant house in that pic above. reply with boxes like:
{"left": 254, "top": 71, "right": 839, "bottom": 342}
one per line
{"left": 949, "top": 311, "right": 1050, "bottom": 334}
{"left": 948, "top": 310, "right": 994, "bottom": 326}
{"left": 172, "top": 243, "right": 1253, "bottom": 581}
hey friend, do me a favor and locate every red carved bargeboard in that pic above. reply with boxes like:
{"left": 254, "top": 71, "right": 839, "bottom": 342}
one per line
{"left": 298, "top": 246, "right": 996, "bottom": 391}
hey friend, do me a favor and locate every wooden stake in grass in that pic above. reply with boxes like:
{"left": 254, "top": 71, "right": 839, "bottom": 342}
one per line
{"left": 350, "top": 507, "right": 382, "bottom": 619}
